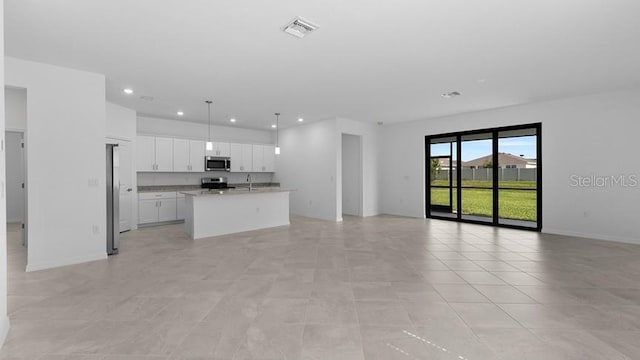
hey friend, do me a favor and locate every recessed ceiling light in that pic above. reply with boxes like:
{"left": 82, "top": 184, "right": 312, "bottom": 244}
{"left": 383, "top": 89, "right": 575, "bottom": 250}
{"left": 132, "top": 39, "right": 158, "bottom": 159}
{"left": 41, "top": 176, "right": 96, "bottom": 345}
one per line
{"left": 298, "top": 118, "right": 304, "bottom": 122}
{"left": 271, "top": 124, "right": 277, "bottom": 128}
{"left": 123, "top": 88, "right": 133, "bottom": 94}
{"left": 230, "top": 118, "right": 236, "bottom": 123}
{"left": 177, "top": 111, "right": 184, "bottom": 116}
{"left": 283, "top": 17, "right": 319, "bottom": 38}
{"left": 441, "top": 91, "right": 461, "bottom": 98}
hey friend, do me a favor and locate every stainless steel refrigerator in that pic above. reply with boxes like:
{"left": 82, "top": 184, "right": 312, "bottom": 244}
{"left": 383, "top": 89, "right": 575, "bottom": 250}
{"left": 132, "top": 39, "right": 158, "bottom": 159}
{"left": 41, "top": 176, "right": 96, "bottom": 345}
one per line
{"left": 106, "top": 144, "right": 120, "bottom": 255}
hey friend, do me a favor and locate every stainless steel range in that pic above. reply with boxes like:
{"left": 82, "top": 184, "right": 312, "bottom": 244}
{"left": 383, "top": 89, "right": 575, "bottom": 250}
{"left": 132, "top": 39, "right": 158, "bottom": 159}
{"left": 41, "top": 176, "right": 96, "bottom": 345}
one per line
{"left": 201, "top": 177, "right": 235, "bottom": 190}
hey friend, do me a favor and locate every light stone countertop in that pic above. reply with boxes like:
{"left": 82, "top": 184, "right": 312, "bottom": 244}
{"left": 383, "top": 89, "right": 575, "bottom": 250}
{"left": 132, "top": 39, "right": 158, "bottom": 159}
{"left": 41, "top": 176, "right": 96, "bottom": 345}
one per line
{"left": 181, "top": 187, "right": 294, "bottom": 197}
{"left": 138, "top": 183, "right": 279, "bottom": 193}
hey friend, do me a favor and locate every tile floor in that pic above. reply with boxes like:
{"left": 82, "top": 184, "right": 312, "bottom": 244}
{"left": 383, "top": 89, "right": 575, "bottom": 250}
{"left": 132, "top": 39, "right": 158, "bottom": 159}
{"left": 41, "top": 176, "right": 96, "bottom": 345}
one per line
{"left": 2, "top": 216, "right": 640, "bottom": 359}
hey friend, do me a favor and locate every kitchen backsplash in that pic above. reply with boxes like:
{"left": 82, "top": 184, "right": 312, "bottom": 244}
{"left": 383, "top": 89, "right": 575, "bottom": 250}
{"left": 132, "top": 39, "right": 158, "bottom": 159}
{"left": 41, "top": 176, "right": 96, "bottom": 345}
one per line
{"left": 137, "top": 171, "right": 275, "bottom": 186}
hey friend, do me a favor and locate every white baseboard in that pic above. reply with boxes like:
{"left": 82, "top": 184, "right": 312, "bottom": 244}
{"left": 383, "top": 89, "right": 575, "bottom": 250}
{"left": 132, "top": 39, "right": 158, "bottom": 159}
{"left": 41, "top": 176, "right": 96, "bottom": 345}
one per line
{"left": 542, "top": 228, "right": 639, "bottom": 245}
{"left": 0, "top": 316, "right": 10, "bottom": 347}
{"left": 26, "top": 251, "right": 107, "bottom": 272}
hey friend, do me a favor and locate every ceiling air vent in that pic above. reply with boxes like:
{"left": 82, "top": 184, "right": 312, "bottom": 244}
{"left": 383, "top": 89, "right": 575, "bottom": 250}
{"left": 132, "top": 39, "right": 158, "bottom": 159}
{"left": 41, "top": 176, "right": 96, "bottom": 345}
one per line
{"left": 283, "top": 17, "right": 319, "bottom": 38}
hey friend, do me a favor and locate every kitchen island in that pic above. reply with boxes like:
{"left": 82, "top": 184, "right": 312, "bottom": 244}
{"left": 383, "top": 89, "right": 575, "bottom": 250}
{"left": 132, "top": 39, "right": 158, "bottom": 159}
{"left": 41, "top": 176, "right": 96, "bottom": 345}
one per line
{"left": 181, "top": 188, "right": 292, "bottom": 240}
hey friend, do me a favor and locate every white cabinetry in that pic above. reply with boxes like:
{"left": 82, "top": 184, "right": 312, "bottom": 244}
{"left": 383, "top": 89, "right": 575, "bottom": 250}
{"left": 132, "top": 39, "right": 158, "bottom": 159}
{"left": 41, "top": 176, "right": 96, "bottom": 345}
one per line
{"left": 174, "top": 139, "right": 205, "bottom": 172}
{"left": 138, "top": 198, "right": 159, "bottom": 224}
{"left": 189, "top": 140, "right": 205, "bottom": 172}
{"left": 138, "top": 192, "right": 178, "bottom": 224}
{"left": 136, "top": 136, "right": 173, "bottom": 172}
{"left": 230, "top": 143, "right": 254, "bottom": 172}
{"left": 252, "top": 145, "right": 276, "bottom": 172}
{"left": 206, "top": 142, "right": 230, "bottom": 157}
{"left": 137, "top": 136, "right": 275, "bottom": 173}
{"left": 136, "top": 136, "right": 156, "bottom": 172}
{"left": 173, "top": 138, "right": 190, "bottom": 172}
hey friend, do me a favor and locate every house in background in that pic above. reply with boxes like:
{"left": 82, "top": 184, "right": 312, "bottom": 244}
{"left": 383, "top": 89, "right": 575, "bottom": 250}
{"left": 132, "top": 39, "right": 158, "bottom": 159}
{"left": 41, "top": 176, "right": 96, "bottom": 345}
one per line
{"left": 464, "top": 152, "right": 537, "bottom": 169}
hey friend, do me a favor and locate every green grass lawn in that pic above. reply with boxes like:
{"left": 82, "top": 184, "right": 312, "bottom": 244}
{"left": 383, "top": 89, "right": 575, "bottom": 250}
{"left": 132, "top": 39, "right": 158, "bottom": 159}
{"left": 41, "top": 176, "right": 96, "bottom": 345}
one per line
{"left": 430, "top": 180, "right": 537, "bottom": 221}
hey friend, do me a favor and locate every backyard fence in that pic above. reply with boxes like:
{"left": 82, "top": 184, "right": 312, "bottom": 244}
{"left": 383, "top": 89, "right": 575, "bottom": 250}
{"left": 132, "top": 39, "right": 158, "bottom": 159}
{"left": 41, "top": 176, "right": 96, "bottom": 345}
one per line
{"left": 435, "top": 168, "right": 537, "bottom": 181}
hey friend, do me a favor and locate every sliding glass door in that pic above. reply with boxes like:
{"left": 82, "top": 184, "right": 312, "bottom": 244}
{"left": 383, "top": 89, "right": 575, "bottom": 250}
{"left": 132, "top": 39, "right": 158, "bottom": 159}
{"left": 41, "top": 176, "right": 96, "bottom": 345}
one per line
{"left": 425, "top": 124, "right": 541, "bottom": 231}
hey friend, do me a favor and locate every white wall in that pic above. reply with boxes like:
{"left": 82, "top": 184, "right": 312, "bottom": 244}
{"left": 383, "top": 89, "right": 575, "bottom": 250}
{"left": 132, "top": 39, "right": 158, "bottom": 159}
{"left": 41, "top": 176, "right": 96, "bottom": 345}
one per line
{"left": 5, "top": 132, "right": 23, "bottom": 222}
{"left": 106, "top": 102, "right": 136, "bottom": 141}
{"left": 4, "top": 87, "right": 26, "bottom": 131}
{"left": 341, "top": 134, "right": 361, "bottom": 216}
{"left": 275, "top": 118, "right": 339, "bottom": 221}
{"left": 274, "top": 117, "right": 380, "bottom": 222}
{"left": 6, "top": 57, "right": 108, "bottom": 271}
{"left": 0, "top": 0, "right": 11, "bottom": 345}
{"left": 379, "top": 88, "right": 640, "bottom": 244}
{"left": 137, "top": 116, "right": 274, "bottom": 144}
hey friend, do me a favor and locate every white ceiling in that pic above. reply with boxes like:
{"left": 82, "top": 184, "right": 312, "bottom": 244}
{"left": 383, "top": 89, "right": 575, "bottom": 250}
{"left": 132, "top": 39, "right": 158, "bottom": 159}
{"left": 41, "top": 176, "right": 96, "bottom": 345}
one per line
{"left": 5, "top": 0, "right": 640, "bottom": 129}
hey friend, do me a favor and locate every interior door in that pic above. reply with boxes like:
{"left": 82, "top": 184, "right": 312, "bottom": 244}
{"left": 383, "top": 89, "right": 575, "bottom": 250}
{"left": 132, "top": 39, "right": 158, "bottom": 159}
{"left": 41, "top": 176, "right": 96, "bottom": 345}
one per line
{"left": 117, "top": 140, "right": 133, "bottom": 232}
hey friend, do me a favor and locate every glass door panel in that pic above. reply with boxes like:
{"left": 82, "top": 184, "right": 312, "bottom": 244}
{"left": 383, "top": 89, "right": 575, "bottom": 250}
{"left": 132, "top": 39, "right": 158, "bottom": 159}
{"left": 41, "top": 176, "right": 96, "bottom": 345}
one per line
{"left": 429, "top": 138, "right": 457, "bottom": 218}
{"left": 460, "top": 133, "right": 493, "bottom": 222}
{"left": 497, "top": 129, "right": 538, "bottom": 228}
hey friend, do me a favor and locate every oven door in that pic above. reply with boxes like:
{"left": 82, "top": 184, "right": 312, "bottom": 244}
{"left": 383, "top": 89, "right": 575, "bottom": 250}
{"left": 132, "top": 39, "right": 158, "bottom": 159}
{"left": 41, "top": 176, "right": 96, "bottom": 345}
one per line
{"left": 205, "top": 157, "right": 230, "bottom": 171}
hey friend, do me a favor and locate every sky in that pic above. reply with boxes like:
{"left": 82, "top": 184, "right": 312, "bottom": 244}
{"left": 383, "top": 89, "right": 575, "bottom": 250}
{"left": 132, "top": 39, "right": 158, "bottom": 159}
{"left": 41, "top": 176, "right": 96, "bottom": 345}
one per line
{"left": 431, "top": 136, "right": 537, "bottom": 161}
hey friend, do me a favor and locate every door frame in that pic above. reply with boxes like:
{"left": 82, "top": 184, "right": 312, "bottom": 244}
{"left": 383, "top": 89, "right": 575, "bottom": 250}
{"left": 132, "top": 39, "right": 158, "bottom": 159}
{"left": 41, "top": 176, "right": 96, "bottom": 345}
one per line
{"left": 340, "top": 133, "right": 364, "bottom": 218}
{"left": 429, "top": 155, "right": 454, "bottom": 214}
{"left": 107, "top": 137, "right": 134, "bottom": 232}
{"left": 5, "top": 130, "right": 28, "bottom": 247}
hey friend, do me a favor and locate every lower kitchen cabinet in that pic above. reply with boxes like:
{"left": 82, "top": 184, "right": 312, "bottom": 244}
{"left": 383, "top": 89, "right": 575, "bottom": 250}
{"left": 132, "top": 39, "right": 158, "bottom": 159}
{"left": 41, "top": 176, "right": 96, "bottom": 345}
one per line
{"left": 158, "top": 198, "right": 177, "bottom": 222}
{"left": 138, "top": 199, "right": 160, "bottom": 224}
{"left": 138, "top": 192, "right": 180, "bottom": 224}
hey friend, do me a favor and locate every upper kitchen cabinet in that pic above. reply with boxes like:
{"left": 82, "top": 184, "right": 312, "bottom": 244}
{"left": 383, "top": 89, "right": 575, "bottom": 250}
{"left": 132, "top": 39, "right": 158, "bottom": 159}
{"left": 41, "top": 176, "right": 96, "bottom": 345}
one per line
{"left": 205, "top": 142, "right": 230, "bottom": 157}
{"left": 189, "top": 140, "right": 205, "bottom": 172}
{"left": 252, "top": 144, "right": 276, "bottom": 172}
{"left": 174, "top": 138, "right": 205, "bottom": 172}
{"left": 263, "top": 145, "right": 276, "bottom": 172}
{"left": 229, "top": 143, "right": 253, "bottom": 172}
{"left": 136, "top": 135, "right": 173, "bottom": 172}
{"left": 173, "top": 138, "right": 190, "bottom": 172}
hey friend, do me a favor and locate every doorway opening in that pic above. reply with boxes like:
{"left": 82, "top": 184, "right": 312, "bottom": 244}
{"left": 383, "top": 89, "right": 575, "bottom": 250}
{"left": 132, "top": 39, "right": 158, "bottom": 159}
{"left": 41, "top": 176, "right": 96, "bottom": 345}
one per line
{"left": 426, "top": 123, "right": 541, "bottom": 231}
{"left": 341, "top": 133, "right": 363, "bottom": 217}
{"left": 5, "top": 87, "right": 29, "bottom": 272}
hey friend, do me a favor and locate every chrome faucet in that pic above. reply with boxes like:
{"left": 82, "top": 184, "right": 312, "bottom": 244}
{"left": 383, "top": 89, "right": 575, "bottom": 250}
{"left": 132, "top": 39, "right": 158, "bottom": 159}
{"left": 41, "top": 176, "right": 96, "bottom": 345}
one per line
{"left": 247, "top": 174, "right": 252, "bottom": 191}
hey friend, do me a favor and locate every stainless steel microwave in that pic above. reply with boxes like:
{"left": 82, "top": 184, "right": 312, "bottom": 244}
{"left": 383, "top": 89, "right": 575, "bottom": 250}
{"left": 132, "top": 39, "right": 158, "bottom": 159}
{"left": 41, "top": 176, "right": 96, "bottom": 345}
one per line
{"left": 205, "top": 156, "right": 231, "bottom": 172}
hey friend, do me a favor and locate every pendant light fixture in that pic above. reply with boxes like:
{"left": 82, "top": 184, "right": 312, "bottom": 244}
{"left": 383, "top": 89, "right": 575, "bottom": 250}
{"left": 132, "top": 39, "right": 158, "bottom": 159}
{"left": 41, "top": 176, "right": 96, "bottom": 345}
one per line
{"left": 274, "top": 113, "right": 281, "bottom": 155}
{"left": 205, "top": 100, "right": 213, "bottom": 151}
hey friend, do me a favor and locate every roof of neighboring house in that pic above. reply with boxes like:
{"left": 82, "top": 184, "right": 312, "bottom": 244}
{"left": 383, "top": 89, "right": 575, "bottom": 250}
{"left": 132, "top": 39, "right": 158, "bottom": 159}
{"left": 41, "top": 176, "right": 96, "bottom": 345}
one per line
{"left": 464, "top": 153, "right": 537, "bottom": 168}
